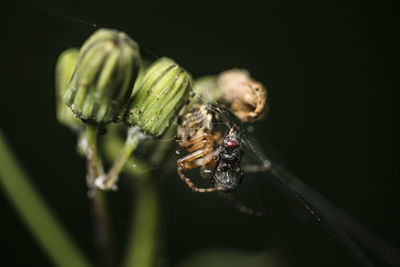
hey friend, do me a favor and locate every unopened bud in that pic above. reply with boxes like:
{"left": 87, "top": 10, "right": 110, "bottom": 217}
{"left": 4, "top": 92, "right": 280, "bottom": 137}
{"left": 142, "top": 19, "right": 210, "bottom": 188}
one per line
{"left": 192, "top": 75, "right": 223, "bottom": 105}
{"left": 55, "top": 48, "right": 83, "bottom": 129}
{"left": 63, "top": 28, "right": 141, "bottom": 124}
{"left": 126, "top": 58, "right": 193, "bottom": 137}
{"left": 193, "top": 69, "right": 267, "bottom": 122}
{"left": 217, "top": 69, "right": 267, "bottom": 122}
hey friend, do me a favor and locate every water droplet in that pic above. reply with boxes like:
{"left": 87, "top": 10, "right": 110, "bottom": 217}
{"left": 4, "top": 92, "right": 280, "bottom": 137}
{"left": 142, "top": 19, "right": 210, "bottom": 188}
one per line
{"left": 87, "top": 190, "right": 95, "bottom": 199}
{"left": 262, "top": 159, "right": 271, "bottom": 169}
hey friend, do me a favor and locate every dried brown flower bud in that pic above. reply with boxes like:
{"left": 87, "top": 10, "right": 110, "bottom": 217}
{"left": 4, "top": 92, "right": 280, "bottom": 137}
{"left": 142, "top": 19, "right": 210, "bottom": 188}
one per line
{"left": 217, "top": 69, "right": 267, "bottom": 122}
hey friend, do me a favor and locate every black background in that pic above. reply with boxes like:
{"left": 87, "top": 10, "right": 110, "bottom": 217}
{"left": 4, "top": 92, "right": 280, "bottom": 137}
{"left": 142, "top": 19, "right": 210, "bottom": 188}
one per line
{"left": 1, "top": 1, "right": 399, "bottom": 266}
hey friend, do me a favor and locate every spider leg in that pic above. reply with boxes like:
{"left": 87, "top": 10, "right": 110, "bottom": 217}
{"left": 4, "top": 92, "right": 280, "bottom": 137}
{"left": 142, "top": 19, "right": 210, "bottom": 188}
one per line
{"left": 243, "top": 164, "right": 270, "bottom": 173}
{"left": 177, "top": 132, "right": 209, "bottom": 148}
{"left": 191, "top": 150, "right": 218, "bottom": 168}
{"left": 234, "top": 201, "right": 263, "bottom": 217}
{"left": 177, "top": 148, "right": 224, "bottom": 193}
{"left": 221, "top": 192, "right": 263, "bottom": 217}
{"left": 178, "top": 167, "right": 224, "bottom": 192}
{"left": 186, "top": 131, "right": 220, "bottom": 153}
{"left": 186, "top": 139, "right": 210, "bottom": 153}
{"left": 177, "top": 148, "right": 210, "bottom": 168}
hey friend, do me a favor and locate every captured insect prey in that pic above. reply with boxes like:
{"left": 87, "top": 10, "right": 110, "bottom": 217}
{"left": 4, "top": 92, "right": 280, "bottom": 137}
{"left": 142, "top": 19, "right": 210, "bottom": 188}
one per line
{"left": 212, "top": 127, "right": 243, "bottom": 191}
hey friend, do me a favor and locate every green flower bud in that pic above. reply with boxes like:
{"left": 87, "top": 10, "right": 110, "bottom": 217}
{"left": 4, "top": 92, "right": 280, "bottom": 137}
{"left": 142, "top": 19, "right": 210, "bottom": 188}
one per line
{"left": 192, "top": 75, "right": 224, "bottom": 105}
{"left": 126, "top": 58, "right": 193, "bottom": 137}
{"left": 55, "top": 48, "right": 83, "bottom": 129}
{"left": 63, "top": 28, "right": 141, "bottom": 124}
{"left": 131, "top": 59, "right": 152, "bottom": 97}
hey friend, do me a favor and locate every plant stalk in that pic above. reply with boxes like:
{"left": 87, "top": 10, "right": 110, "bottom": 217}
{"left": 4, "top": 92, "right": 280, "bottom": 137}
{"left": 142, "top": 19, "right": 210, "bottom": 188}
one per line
{"left": 0, "top": 129, "right": 91, "bottom": 267}
{"left": 96, "top": 126, "right": 143, "bottom": 190}
{"left": 123, "top": 178, "right": 160, "bottom": 267}
{"left": 86, "top": 124, "right": 115, "bottom": 267}
{"left": 103, "top": 128, "right": 162, "bottom": 267}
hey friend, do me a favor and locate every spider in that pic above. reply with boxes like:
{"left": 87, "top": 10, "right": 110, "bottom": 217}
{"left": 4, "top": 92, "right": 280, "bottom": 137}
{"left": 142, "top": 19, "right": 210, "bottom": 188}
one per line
{"left": 176, "top": 103, "right": 224, "bottom": 192}
{"left": 176, "top": 105, "right": 262, "bottom": 216}
{"left": 176, "top": 103, "right": 245, "bottom": 193}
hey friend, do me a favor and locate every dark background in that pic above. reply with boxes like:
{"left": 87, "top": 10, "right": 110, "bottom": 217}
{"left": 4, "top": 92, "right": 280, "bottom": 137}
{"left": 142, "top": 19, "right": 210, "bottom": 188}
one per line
{"left": 1, "top": 1, "right": 399, "bottom": 266}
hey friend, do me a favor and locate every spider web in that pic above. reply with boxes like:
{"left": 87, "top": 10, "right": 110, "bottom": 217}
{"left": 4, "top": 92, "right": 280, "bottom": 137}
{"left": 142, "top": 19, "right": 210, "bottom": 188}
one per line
{"left": 176, "top": 54, "right": 400, "bottom": 267}
{"left": 193, "top": 71, "right": 400, "bottom": 267}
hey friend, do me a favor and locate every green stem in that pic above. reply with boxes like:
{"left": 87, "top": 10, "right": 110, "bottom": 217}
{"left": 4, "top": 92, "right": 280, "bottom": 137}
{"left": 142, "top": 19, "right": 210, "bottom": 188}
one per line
{"left": 0, "top": 129, "right": 91, "bottom": 267}
{"left": 96, "top": 126, "right": 143, "bottom": 190}
{"left": 97, "top": 142, "right": 137, "bottom": 190}
{"left": 123, "top": 179, "right": 159, "bottom": 267}
{"left": 102, "top": 131, "right": 148, "bottom": 179}
{"left": 86, "top": 124, "right": 103, "bottom": 179}
{"left": 86, "top": 124, "right": 115, "bottom": 267}
{"left": 103, "top": 129, "right": 161, "bottom": 267}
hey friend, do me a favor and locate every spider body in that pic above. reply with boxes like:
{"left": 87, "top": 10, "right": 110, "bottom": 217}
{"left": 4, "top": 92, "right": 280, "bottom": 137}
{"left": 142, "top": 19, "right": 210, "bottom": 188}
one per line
{"left": 176, "top": 103, "right": 223, "bottom": 192}
{"left": 177, "top": 103, "right": 216, "bottom": 142}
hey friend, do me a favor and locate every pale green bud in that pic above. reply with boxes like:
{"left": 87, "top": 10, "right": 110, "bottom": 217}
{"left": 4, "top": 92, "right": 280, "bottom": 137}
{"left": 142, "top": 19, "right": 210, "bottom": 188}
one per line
{"left": 63, "top": 28, "right": 141, "bottom": 124}
{"left": 55, "top": 48, "right": 83, "bottom": 129}
{"left": 126, "top": 58, "right": 193, "bottom": 137}
{"left": 192, "top": 75, "right": 224, "bottom": 105}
